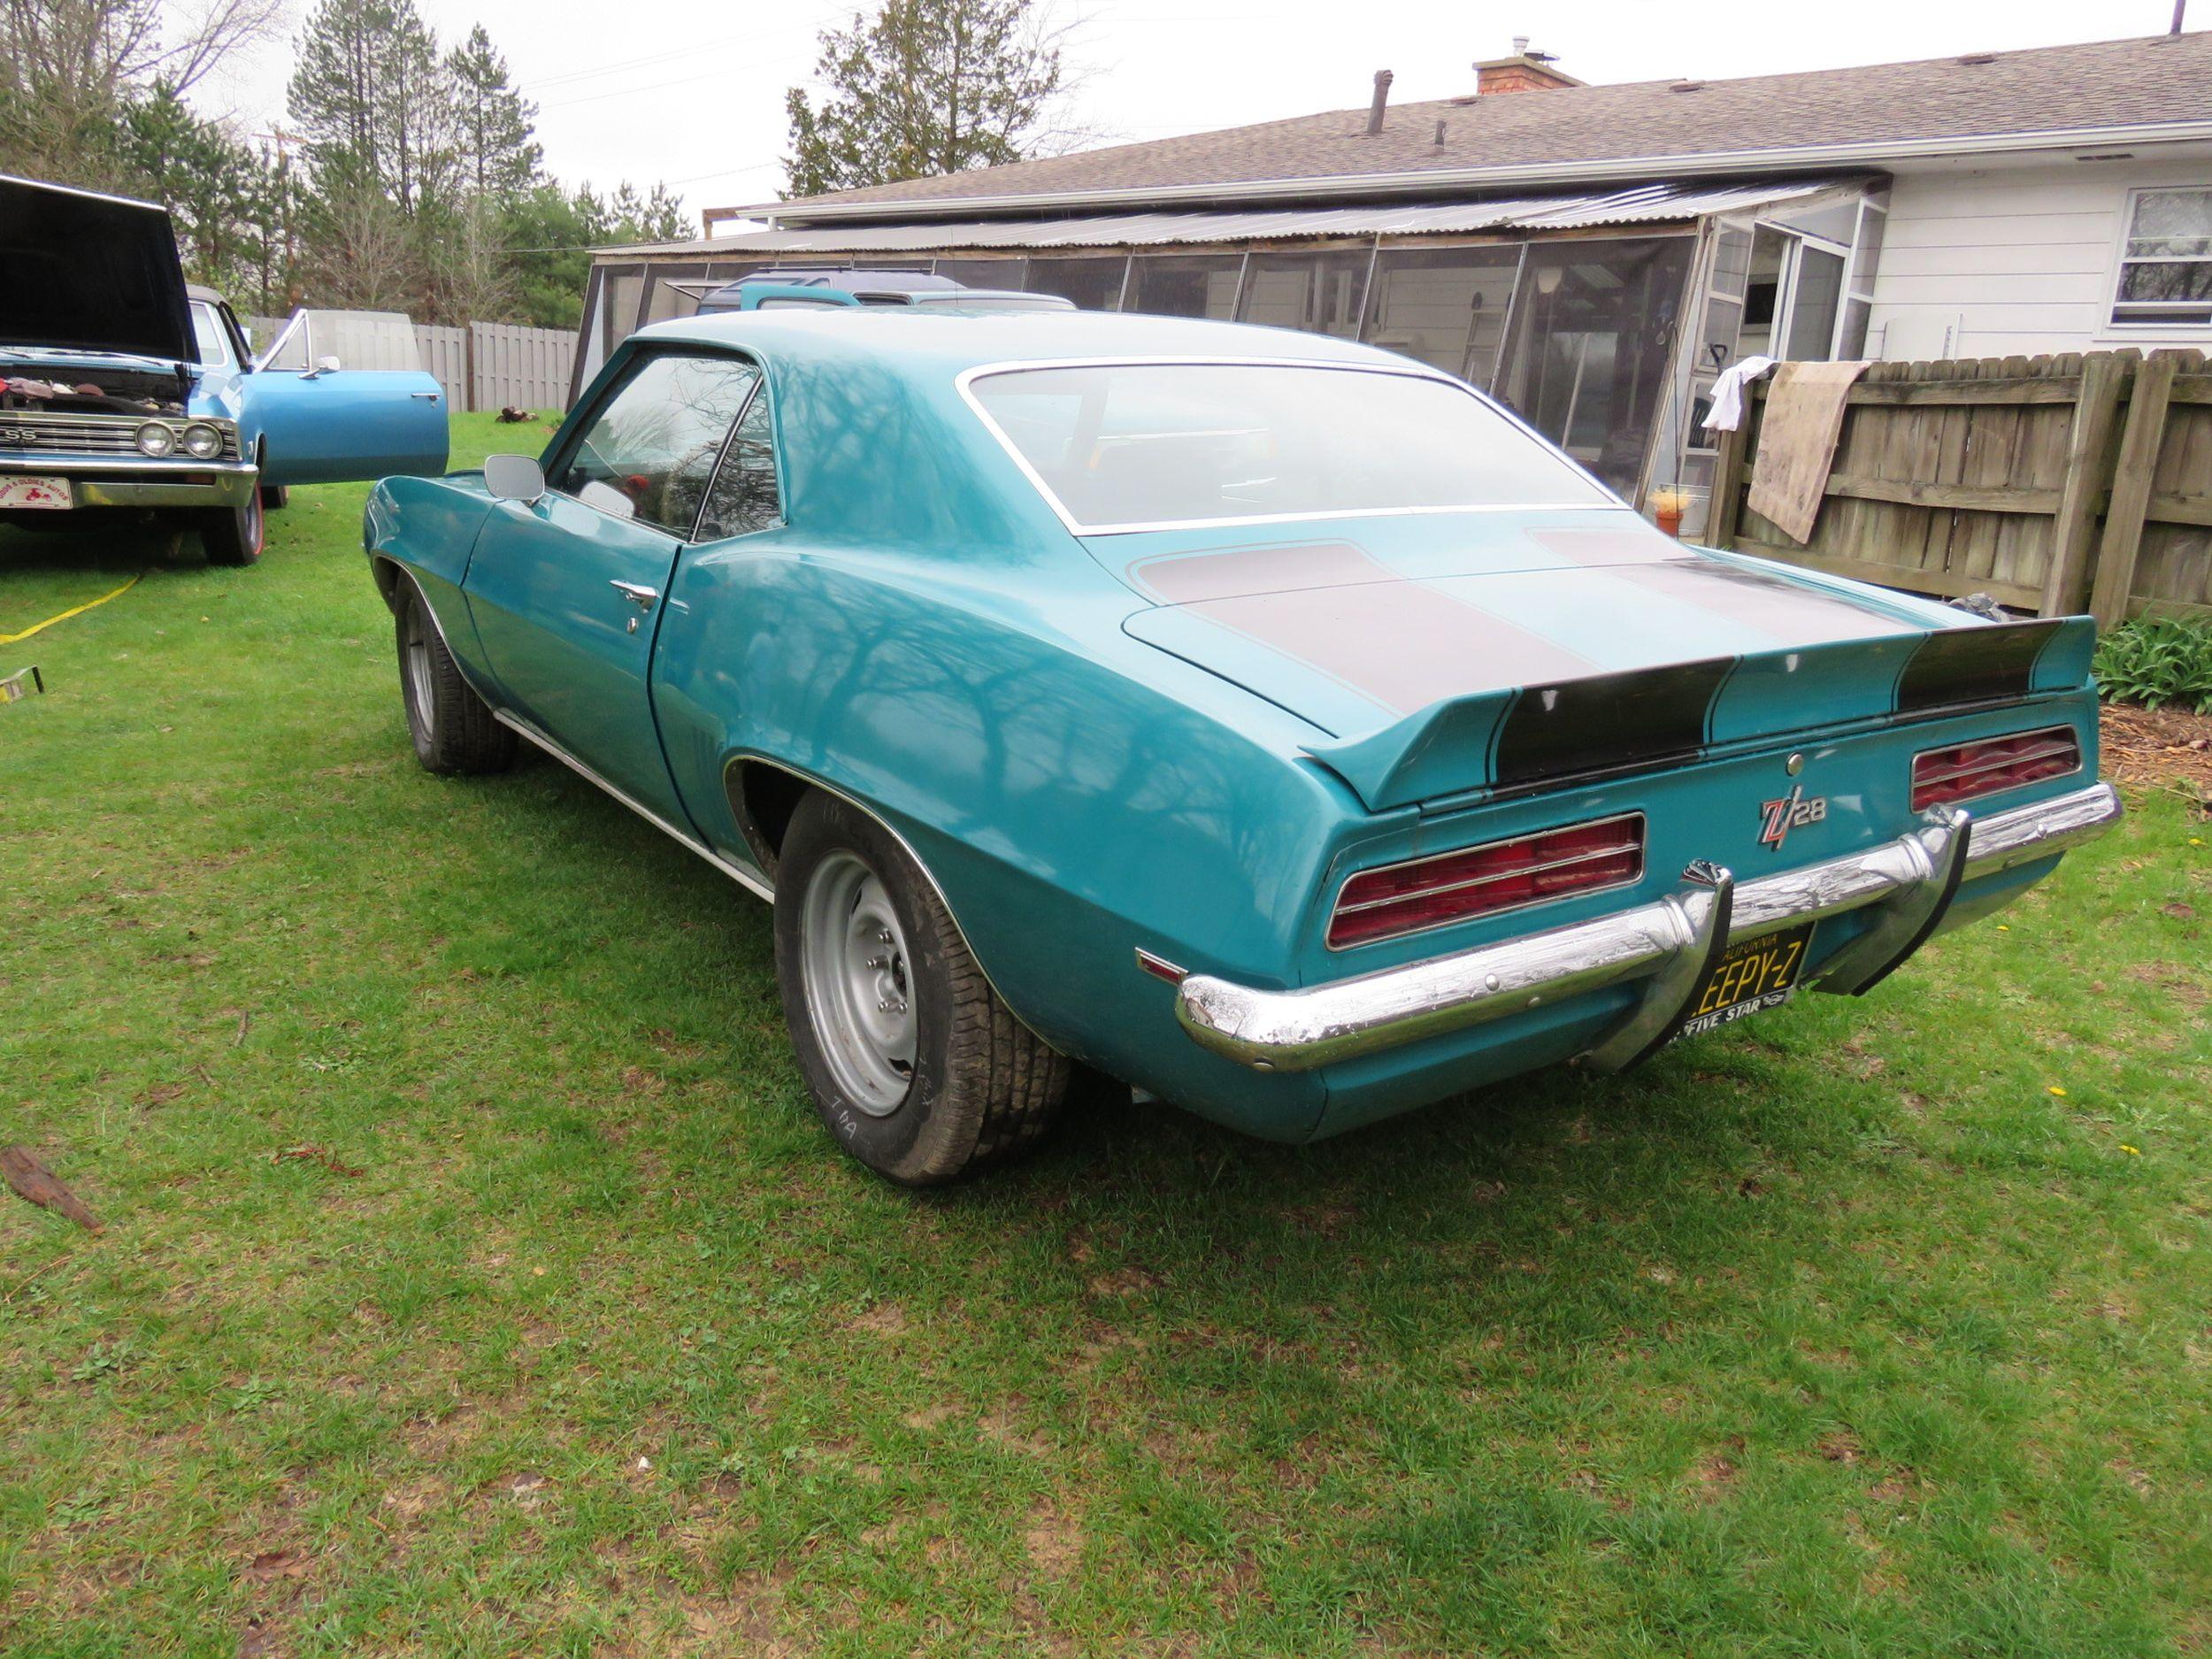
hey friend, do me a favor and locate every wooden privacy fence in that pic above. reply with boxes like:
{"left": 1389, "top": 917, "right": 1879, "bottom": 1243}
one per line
{"left": 242, "top": 315, "right": 571, "bottom": 414}
{"left": 1707, "top": 348, "right": 2212, "bottom": 626}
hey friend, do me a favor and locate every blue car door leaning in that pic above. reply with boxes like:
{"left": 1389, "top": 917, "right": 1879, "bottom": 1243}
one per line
{"left": 462, "top": 349, "right": 765, "bottom": 825}
{"left": 239, "top": 310, "right": 449, "bottom": 483}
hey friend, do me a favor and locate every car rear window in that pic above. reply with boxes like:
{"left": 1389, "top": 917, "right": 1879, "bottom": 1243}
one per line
{"left": 966, "top": 362, "right": 1613, "bottom": 533}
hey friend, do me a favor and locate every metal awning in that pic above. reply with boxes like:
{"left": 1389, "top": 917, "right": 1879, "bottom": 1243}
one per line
{"left": 597, "top": 178, "right": 1858, "bottom": 260}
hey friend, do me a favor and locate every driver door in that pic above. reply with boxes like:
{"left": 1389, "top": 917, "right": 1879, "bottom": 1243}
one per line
{"left": 464, "top": 348, "right": 764, "bottom": 823}
{"left": 239, "top": 309, "right": 449, "bottom": 484}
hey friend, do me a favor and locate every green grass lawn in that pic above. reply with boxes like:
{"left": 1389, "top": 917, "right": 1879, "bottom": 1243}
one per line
{"left": 3, "top": 413, "right": 2209, "bottom": 1657}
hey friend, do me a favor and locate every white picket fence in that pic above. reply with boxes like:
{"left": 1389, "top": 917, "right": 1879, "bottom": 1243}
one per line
{"left": 242, "top": 314, "right": 571, "bottom": 414}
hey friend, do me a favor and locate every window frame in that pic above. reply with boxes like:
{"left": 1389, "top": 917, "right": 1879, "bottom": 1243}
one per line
{"left": 2108, "top": 185, "right": 2212, "bottom": 330}
{"left": 956, "top": 354, "right": 1628, "bottom": 538}
{"left": 187, "top": 300, "right": 239, "bottom": 371}
{"left": 690, "top": 370, "right": 787, "bottom": 543}
{"left": 542, "top": 344, "right": 780, "bottom": 542}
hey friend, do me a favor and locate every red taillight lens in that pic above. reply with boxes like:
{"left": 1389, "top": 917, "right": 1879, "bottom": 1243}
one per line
{"left": 1327, "top": 814, "right": 1645, "bottom": 949}
{"left": 1910, "top": 726, "right": 2080, "bottom": 810}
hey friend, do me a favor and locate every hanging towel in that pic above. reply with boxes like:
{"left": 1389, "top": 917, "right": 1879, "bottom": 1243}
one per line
{"left": 1699, "top": 355, "right": 1776, "bottom": 434}
{"left": 1746, "top": 359, "right": 1872, "bottom": 544}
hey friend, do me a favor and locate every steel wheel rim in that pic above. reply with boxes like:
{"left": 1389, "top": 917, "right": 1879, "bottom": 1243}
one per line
{"left": 402, "top": 607, "right": 434, "bottom": 744}
{"left": 800, "top": 849, "right": 917, "bottom": 1114}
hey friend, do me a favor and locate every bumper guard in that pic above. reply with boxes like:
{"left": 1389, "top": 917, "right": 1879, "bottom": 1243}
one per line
{"left": 1175, "top": 781, "right": 2123, "bottom": 1072}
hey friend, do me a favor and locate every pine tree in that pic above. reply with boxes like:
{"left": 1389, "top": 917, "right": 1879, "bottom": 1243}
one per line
{"left": 783, "top": 0, "right": 1068, "bottom": 198}
{"left": 446, "top": 24, "right": 540, "bottom": 199}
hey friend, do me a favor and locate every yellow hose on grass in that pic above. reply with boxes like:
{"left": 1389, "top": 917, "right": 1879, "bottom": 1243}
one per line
{"left": 0, "top": 572, "right": 145, "bottom": 646}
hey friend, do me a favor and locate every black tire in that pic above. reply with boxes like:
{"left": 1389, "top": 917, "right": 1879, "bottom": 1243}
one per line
{"left": 774, "top": 790, "right": 1068, "bottom": 1185}
{"left": 394, "top": 579, "right": 518, "bottom": 775}
{"left": 259, "top": 483, "right": 289, "bottom": 511}
{"left": 197, "top": 490, "right": 265, "bottom": 566}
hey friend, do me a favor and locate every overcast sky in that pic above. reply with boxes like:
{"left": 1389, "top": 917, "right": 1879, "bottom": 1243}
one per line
{"left": 198, "top": 0, "right": 2194, "bottom": 219}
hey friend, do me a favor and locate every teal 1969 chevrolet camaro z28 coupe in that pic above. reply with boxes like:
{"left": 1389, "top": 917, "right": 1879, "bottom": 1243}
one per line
{"left": 364, "top": 307, "right": 2121, "bottom": 1184}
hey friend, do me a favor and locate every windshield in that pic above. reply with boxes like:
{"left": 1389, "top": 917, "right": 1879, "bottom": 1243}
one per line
{"left": 966, "top": 362, "right": 1614, "bottom": 533}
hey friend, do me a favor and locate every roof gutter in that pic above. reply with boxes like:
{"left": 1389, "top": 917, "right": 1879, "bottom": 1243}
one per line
{"left": 726, "top": 119, "right": 2212, "bottom": 227}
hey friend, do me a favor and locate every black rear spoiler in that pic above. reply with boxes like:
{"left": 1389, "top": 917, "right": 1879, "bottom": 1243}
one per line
{"left": 1305, "top": 618, "right": 2095, "bottom": 811}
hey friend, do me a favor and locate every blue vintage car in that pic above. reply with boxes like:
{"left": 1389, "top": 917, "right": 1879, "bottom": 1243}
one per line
{"left": 0, "top": 174, "right": 447, "bottom": 564}
{"left": 364, "top": 307, "right": 2121, "bottom": 1183}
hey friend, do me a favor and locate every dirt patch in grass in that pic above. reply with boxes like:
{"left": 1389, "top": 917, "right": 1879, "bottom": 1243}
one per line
{"left": 2101, "top": 703, "right": 2212, "bottom": 794}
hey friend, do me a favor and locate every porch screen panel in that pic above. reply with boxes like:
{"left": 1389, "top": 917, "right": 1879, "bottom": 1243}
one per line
{"left": 1361, "top": 245, "right": 1522, "bottom": 384}
{"left": 644, "top": 265, "right": 712, "bottom": 326}
{"left": 1493, "top": 236, "right": 1694, "bottom": 495}
{"left": 933, "top": 257, "right": 1029, "bottom": 289}
{"left": 1024, "top": 256, "right": 1128, "bottom": 310}
{"left": 602, "top": 268, "right": 645, "bottom": 353}
{"left": 1236, "top": 250, "right": 1369, "bottom": 340}
{"left": 1125, "top": 254, "right": 1243, "bottom": 319}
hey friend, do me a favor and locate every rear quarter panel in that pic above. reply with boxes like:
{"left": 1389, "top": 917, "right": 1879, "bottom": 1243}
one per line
{"left": 650, "top": 536, "right": 1362, "bottom": 1140}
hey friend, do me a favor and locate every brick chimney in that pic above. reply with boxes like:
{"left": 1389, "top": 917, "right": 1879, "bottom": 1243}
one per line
{"left": 1473, "top": 37, "right": 1583, "bottom": 95}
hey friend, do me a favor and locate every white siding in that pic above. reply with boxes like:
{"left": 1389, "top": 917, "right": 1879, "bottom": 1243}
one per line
{"left": 1866, "top": 156, "right": 2212, "bottom": 360}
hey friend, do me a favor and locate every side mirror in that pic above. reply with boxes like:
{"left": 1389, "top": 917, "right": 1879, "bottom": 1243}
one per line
{"left": 302, "top": 355, "right": 342, "bottom": 380}
{"left": 484, "top": 453, "right": 546, "bottom": 503}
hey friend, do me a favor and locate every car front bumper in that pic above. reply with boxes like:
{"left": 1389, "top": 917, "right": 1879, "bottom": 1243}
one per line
{"left": 1176, "top": 781, "right": 2124, "bottom": 1073}
{"left": 0, "top": 457, "right": 258, "bottom": 511}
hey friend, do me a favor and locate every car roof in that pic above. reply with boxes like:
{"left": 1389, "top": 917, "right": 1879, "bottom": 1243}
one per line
{"left": 629, "top": 307, "right": 1414, "bottom": 379}
{"left": 184, "top": 283, "right": 223, "bottom": 303}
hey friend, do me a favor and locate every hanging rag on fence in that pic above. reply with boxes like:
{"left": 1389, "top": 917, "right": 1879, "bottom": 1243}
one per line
{"left": 1746, "top": 359, "right": 1872, "bottom": 544}
{"left": 1699, "top": 355, "right": 1776, "bottom": 434}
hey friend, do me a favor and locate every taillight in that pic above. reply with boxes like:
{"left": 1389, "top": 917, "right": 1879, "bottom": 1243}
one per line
{"left": 1328, "top": 814, "right": 1645, "bottom": 949}
{"left": 1910, "top": 726, "right": 2079, "bottom": 810}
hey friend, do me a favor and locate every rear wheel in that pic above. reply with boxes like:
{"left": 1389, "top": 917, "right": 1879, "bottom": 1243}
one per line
{"left": 774, "top": 791, "right": 1068, "bottom": 1184}
{"left": 197, "top": 490, "right": 265, "bottom": 566}
{"left": 394, "top": 579, "right": 517, "bottom": 774}
{"left": 259, "top": 483, "right": 289, "bottom": 511}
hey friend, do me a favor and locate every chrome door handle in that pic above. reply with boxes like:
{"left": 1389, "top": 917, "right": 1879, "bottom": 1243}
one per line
{"left": 610, "top": 580, "right": 659, "bottom": 611}
{"left": 410, "top": 390, "right": 442, "bottom": 401}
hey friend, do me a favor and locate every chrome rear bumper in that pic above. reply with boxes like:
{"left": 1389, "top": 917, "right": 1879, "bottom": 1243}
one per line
{"left": 1175, "top": 782, "right": 2123, "bottom": 1072}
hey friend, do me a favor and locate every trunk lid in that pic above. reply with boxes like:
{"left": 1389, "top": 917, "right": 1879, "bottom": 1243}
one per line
{"left": 1115, "top": 512, "right": 2092, "bottom": 809}
{"left": 0, "top": 175, "right": 194, "bottom": 365}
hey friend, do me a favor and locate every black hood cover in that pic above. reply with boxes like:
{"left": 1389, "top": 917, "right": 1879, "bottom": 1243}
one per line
{"left": 0, "top": 174, "right": 193, "bottom": 364}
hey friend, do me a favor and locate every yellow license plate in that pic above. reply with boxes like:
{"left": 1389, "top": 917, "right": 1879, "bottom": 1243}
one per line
{"left": 1677, "top": 924, "right": 1813, "bottom": 1041}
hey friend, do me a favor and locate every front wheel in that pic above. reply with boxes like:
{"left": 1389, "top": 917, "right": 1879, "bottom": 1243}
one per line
{"left": 197, "top": 490, "right": 265, "bottom": 566}
{"left": 394, "top": 579, "right": 517, "bottom": 775}
{"left": 774, "top": 791, "right": 1068, "bottom": 1184}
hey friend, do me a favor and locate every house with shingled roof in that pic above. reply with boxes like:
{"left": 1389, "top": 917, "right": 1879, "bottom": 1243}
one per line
{"left": 576, "top": 30, "right": 2212, "bottom": 531}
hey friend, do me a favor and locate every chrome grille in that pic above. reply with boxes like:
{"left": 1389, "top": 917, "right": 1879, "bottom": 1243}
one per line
{"left": 0, "top": 411, "right": 241, "bottom": 462}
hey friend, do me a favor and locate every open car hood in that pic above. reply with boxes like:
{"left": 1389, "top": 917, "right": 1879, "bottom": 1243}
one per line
{"left": 1118, "top": 519, "right": 2092, "bottom": 808}
{"left": 0, "top": 174, "right": 193, "bottom": 365}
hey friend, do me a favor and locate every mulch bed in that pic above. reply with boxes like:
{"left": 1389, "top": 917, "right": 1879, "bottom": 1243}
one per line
{"left": 2100, "top": 702, "right": 2212, "bottom": 798}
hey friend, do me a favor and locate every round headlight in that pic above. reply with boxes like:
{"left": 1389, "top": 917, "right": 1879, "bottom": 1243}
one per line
{"left": 181, "top": 422, "right": 223, "bottom": 459}
{"left": 135, "top": 422, "right": 176, "bottom": 457}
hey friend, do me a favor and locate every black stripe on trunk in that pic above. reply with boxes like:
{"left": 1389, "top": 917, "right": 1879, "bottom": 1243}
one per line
{"left": 1493, "top": 657, "right": 1734, "bottom": 787}
{"left": 1893, "top": 621, "right": 2060, "bottom": 713}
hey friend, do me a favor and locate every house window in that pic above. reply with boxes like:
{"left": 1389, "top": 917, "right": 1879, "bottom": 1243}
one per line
{"left": 2113, "top": 188, "right": 2212, "bottom": 326}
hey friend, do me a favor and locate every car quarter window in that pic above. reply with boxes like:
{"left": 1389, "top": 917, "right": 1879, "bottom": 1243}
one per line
{"left": 188, "top": 302, "right": 235, "bottom": 370}
{"left": 697, "top": 383, "right": 782, "bottom": 540}
{"left": 553, "top": 351, "right": 764, "bottom": 536}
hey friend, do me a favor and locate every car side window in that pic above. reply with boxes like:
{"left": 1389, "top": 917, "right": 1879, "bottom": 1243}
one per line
{"left": 697, "top": 383, "right": 784, "bottom": 540}
{"left": 553, "top": 351, "right": 762, "bottom": 537}
{"left": 188, "top": 303, "right": 235, "bottom": 370}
